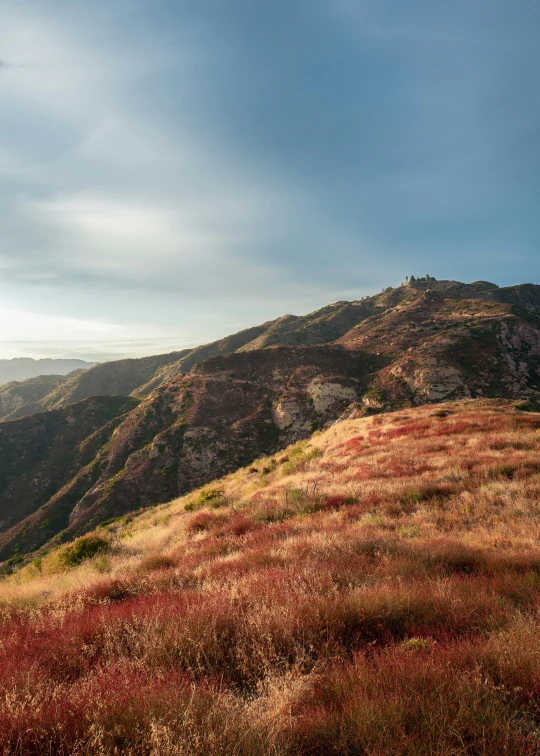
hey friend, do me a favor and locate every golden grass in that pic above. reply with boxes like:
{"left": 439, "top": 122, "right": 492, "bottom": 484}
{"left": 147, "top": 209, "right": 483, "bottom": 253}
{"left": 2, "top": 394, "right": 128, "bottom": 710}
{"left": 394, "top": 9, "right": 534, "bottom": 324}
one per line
{"left": 2, "top": 398, "right": 540, "bottom": 754}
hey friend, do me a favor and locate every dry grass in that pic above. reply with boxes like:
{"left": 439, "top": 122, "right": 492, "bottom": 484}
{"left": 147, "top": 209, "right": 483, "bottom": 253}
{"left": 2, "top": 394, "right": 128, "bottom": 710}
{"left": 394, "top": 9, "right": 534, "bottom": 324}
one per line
{"left": 2, "top": 399, "right": 540, "bottom": 754}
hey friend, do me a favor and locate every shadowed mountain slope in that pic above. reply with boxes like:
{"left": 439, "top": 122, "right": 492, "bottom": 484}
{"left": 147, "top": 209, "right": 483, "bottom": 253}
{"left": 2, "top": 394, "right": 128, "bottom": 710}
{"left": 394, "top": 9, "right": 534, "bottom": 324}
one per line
{"left": 0, "top": 373, "right": 81, "bottom": 421}
{"left": 5, "top": 351, "right": 189, "bottom": 420}
{"left": 0, "top": 396, "right": 139, "bottom": 563}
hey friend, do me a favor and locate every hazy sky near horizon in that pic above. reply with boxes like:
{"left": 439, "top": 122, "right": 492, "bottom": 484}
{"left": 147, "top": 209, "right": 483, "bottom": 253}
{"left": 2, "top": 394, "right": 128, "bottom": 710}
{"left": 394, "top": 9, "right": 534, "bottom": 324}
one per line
{"left": 0, "top": 0, "right": 539, "bottom": 360}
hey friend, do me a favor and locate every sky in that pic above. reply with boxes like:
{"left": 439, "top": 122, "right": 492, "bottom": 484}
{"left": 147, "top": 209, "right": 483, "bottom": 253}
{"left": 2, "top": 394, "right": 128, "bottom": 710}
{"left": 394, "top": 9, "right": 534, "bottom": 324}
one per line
{"left": 0, "top": 0, "right": 539, "bottom": 361}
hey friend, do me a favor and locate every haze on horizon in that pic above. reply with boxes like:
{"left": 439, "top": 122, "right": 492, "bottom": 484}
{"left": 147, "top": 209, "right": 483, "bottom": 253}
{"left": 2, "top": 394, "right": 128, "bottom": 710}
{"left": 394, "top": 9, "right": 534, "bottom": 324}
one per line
{"left": 0, "top": 0, "right": 539, "bottom": 362}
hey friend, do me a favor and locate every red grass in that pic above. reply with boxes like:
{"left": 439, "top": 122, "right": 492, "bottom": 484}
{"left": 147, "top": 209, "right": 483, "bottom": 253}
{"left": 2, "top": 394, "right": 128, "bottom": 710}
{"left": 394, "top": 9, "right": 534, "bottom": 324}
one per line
{"left": 3, "top": 401, "right": 540, "bottom": 753}
{"left": 186, "top": 510, "right": 229, "bottom": 534}
{"left": 384, "top": 421, "right": 432, "bottom": 439}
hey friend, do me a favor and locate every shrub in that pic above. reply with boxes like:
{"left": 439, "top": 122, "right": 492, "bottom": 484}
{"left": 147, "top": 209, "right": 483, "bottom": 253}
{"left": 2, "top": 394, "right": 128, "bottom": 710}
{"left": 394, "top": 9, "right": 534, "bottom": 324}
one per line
{"left": 221, "top": 514, "right": 260, "bottom": 537}
{"left": 281, "top": 447, "right": 322, "bottom": 476}
{"left": 186, "top": 511, "right": 229, "bottom": 534}
{"left": 59, "top": 535, "right": 109, "bottom": 568}
{"left": 186, "top": 487, "right": 226, "bottom": 511}
{"left": 323, "top": 495, "right": 355, "bottom": 509}
{"left": 98, "top": 517, "right": 122, "bottom": 528}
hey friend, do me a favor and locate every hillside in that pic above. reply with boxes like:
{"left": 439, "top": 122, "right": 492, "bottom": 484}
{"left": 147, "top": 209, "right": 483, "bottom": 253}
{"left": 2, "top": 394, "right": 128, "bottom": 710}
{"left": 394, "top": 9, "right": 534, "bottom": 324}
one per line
{"left": 0, "top": 345, "right": 369, "bottom": 560}
{"left": 2, "top": 278, "right": 540, "bottom": 561}
{"left": 0, "top": 373, "right": 79, "bottom": 421}
{"left": 0, "top": 395, "right": 139, "bottom": 564}
{"left": 7, "top": 278, "right": 540, "bottom": 420}
{"left": 2, "top": 399, "right": 540, "bottom": 753}
{"left": 5, "top": 351, "right": 189, "bottom": 420}
{"left": 0, "top": 357, "right": 94, "bottom": 384}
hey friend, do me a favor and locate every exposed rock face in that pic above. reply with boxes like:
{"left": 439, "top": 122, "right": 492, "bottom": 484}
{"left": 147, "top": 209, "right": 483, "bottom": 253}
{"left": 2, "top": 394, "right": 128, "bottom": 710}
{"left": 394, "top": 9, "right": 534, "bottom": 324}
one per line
{"left": 500, "top": 321, "right": 540, "bottom": 356}
{"left": 390, "top": 361, "right": 470, "bottom": 403}
{"left": 272, "top": 396, "right": 308, "bottom": 431}
{"left": 3, "top": 278, "right": 540, "bottom": 564}
{"left": 307, "top": 379, "right": 358, "bottom": 413}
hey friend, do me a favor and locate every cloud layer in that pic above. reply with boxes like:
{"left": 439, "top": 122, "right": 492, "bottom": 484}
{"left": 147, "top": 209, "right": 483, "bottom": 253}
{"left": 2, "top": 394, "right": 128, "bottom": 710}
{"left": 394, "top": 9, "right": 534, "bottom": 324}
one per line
{"left": 0, "top": 0, "right": 539, "bottom": 358}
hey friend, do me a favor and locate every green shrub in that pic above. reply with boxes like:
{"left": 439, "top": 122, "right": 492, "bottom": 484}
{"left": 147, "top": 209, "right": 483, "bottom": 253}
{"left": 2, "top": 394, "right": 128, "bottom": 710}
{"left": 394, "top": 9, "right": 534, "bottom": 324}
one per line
{"left": 97, "top": 517, "right": 121, "bottom": 528}
{"left": 281, "top": 446, "right": 322, "bottom": 476}
{"left": 260, "top": 458, "right": 278, "bottom": 476}
{"left": 59, "top": 535, "right": 109, "bottom": 568}
{"left": 185, "top": 487, "right": 226, "bottom": 511}
{"left": 515, "top": 401, "right": 539, "bottom": 412}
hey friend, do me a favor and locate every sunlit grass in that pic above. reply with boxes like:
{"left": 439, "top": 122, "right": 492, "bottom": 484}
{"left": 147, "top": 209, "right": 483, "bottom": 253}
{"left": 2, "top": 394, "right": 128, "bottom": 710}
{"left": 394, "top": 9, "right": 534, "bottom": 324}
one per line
{"left": 2, "top": 399, "right": 540, "bottom": 753}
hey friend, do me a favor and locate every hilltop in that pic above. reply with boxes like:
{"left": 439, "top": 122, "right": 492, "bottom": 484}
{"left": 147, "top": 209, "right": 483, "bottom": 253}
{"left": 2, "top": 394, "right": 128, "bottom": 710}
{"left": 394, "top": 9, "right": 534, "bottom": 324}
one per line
{"left": 2, "top": 399, "right": 540, "bottom": 753}
{"left": 2, "top": 278, "right": 540, "bottom": 561}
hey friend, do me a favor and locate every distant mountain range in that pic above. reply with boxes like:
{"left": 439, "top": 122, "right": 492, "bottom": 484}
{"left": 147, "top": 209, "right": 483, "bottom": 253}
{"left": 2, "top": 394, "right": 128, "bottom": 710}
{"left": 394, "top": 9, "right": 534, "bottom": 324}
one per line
{"left": 0, "top": 357, "right": 95, "bottom": 385}
{"left": 1, "top": 277, "right": 540, "bottom": 564}
{"left": 0, "top": 352, "right": 186, "bottom": 421}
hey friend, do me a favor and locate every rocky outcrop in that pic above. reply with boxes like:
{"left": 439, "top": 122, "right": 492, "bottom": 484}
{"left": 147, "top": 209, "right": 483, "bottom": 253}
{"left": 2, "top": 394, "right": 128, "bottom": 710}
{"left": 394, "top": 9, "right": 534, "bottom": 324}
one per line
{"left": 307, "top": 379, "right": 358, "bottom": 413}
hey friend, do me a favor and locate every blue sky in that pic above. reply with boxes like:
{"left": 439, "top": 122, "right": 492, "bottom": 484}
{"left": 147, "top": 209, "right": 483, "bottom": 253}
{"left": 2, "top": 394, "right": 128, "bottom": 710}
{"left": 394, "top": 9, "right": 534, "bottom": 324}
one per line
{"left": 0, "top": 0, "right": 539, "bottom": 359}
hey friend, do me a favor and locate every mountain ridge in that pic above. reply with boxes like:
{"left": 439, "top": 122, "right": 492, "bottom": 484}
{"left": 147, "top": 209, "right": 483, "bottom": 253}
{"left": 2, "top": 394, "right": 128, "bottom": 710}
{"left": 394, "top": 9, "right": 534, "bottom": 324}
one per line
{"left": 6, "top": 278, "right": 540, "bottom": 421}
{"left": 2, "top": 277, "right": 540, "bottom": 564}
{"left": 0, "top": 372, "right": 82, "bottom": 421}
{"left": 0, "top": 357, "right": 95, "bottom": 385}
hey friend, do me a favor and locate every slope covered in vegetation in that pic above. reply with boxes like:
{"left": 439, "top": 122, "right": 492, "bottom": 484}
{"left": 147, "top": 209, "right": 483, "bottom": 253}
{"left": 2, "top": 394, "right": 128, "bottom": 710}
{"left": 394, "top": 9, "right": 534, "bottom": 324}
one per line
{"left": 2, "top": 399, "right": 540, "bottom": 754}
{"left": 4, "top": 352, "right": 187, "bottom": 421}
{"left": 0, "top": 373, "right": 75, "bottom": 421}
{"left": 3, "top": 278, "right": 540, "bottom": 562}
{"left": 0, "top": 396, "right": 139, "bottom": 563}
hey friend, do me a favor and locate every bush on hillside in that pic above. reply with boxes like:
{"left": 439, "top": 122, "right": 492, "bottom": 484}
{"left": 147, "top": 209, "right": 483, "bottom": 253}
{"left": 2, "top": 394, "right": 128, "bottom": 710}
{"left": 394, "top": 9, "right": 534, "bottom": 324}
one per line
{"left": 59, "top": 535, "right": 109, "bottom": 568}
{"left": 185, "top": 486, "right": 226, "bottom": 511}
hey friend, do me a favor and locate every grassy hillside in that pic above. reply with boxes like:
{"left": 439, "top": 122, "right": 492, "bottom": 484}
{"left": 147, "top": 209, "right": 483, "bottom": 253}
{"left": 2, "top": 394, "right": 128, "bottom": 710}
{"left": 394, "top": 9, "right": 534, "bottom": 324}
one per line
{"left": 3, "top": 399, "right": 540, "bottom": 754}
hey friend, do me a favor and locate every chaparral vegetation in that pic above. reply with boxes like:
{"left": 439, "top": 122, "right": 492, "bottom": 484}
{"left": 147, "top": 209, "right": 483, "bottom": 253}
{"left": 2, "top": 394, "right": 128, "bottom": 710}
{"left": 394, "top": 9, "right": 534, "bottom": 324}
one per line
{"left": 3, "top": 398, "right": 540, "bottom": 754}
